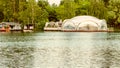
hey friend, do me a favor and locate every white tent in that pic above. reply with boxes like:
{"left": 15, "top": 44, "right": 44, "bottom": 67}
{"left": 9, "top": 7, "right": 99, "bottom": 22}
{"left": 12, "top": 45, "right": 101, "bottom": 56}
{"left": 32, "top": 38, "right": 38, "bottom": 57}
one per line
{"left": 62, "top": 16, "right": 107, "bottom": 31}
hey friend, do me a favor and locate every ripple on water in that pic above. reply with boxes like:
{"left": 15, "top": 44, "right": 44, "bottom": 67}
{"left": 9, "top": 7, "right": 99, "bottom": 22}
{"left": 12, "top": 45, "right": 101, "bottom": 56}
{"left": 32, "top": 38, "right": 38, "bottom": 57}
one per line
{"left": 0, "top": 32, "right": 120, "bottom": 68}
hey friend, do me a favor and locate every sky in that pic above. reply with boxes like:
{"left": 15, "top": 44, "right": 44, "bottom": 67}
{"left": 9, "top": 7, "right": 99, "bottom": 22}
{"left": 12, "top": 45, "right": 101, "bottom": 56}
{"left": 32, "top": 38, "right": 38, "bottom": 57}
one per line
{"left": 48, "top": 0, "right": 61, "bottom": 5}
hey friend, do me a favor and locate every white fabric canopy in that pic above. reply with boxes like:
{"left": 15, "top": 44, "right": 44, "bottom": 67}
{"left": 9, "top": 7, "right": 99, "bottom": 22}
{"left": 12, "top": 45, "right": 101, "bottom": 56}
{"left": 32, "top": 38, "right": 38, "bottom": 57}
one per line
{"left": 62, "top": 16, "right": 107, "bottom": 31}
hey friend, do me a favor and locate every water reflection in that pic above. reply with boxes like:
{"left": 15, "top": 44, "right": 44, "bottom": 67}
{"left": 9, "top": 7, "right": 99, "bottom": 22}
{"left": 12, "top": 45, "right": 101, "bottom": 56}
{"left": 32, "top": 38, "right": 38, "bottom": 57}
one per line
{"left": 0, "top": 32, "right": 120, "bottom": 68}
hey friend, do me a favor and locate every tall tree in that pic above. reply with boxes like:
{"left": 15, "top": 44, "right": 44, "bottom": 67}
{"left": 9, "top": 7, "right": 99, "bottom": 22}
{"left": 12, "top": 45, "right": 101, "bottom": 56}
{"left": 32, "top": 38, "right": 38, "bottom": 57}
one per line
{"left": 88, "top": 0, "right": 107, "bottom": 19}
{"left": 2, "top": 0, "right": 20, "bottom": 22}
{"left": 75, "top": 0, "right": 90, "bottom": 15}
{"left": 107, "top": 0, "right": 120, "bottom": 28}
{"left": 0, "top": 0, "right": 4, "bottom": 22}
{"left": 3, "top": 0, "right": 13, "bottom": 22}
{"left": 0, "top": 11, "right": 4, "bottom": 22}
{"left": 103, "top": 0, "right": 110, "bottom": 7}
{"left": 56, "top": 0, "right": 76, "bottom": 20}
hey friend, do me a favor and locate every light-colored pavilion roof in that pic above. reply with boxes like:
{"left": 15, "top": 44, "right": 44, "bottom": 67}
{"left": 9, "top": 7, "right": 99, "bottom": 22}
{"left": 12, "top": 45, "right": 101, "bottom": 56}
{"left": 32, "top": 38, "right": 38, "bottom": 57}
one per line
{"left": 62, "top": 16, "right": 107, "bottom": 30}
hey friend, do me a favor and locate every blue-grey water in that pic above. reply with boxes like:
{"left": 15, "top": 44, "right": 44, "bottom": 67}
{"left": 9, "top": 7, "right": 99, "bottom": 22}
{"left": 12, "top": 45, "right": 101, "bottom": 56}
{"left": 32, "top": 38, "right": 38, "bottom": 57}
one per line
{"left": 0, "top": 32, "right": 120, "bottom": 68}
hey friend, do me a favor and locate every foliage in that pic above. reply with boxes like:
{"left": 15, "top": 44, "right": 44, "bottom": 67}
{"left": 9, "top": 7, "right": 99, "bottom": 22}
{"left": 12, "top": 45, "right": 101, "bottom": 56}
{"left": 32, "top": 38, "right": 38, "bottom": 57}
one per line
{"left": 45, "top": 4, "right": 58, "bottom": 21}
{"left": 18, "top": 0, "right": 48, "bottom": 30}
{"left": 0, "top": 11, "right": 4, "bottom": 22}
{"left": 75, "top": 0, "right": 90, "bottom": 15}
{"left": 56, "top": 0, "right": 76, "bottom": 20}
{"left": 107, "top": 0, "right": 120, "bottom": 27}
{"left": 0, "top": 0, "right": 120, "bottom": 30}
{"left": 88, "top": 0, "right": 107, "bottom": 19}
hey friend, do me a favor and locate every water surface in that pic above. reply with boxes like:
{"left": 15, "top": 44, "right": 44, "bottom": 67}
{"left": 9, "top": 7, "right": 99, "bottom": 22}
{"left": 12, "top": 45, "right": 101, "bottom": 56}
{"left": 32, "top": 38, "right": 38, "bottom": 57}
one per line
{"left": 0, "top": 32, "right": 120, "bottom": 68}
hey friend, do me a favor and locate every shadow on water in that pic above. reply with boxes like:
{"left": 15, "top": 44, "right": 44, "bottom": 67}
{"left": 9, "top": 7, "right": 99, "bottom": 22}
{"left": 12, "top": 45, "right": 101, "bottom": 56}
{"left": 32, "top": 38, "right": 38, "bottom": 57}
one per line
{"left": 0, "top": 45, "right": 34, "bottom": 68}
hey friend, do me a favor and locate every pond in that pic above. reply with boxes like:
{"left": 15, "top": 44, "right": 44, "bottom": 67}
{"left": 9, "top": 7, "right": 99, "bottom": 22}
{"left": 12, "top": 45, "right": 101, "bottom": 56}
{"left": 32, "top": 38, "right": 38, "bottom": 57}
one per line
{"left": 0, "top": 32, "right": 120, "bottom": 68}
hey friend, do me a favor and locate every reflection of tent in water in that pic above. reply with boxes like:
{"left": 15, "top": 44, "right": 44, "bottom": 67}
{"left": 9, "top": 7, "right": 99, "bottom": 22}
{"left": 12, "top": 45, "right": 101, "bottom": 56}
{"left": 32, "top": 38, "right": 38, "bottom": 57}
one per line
{"left": 62, "top": 16, "right": 107, "bottom": 31}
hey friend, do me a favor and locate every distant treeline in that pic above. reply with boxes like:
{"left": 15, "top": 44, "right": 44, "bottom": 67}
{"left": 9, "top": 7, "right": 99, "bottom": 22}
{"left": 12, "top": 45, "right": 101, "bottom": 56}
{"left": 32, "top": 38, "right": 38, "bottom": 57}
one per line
{"left": 0, "top": 0, "right": 120, "bottom": 30}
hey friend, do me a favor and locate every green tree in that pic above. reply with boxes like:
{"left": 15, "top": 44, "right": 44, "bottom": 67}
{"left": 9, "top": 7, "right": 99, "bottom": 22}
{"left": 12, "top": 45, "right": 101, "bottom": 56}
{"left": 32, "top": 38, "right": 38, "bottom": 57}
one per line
{"left": 2, "top": 0, "right": 13, "bottom": 22}
{"left": 18, "top": 0, "right": 48, "bottom": 31}
{"left": 107, "top": 0, "right": 120, "bottom": 28}
{"left": 103, "top": 0, "right": 110, "bottom": 7}
{"left": 46, "top": 4, "right": 58, "bottom": 21}
{"left": 2, "top": 0, "right": 20, "bottom": 22}
{"left": 75, "top": 0, "right": 90, "bottom": 15}
{"left": 0, "top": 11, "right": 4, "bottom": 22}
{"left": 88, "top": 0, "right": 107, "bottom": 19}
{"left": 56, "top": 0, "right": 76, "bottom": 20}
{"left": 0, "top": 0, "right": 4, "bottom": 22}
